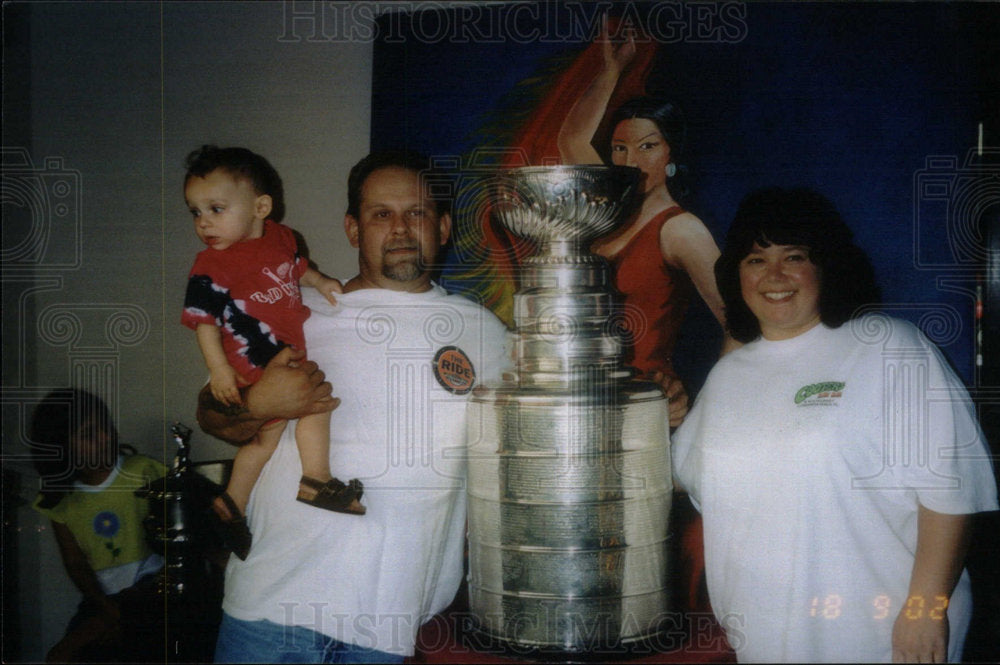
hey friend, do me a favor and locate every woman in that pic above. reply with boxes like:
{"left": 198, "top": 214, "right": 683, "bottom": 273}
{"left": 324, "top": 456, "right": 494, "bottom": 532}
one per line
{"left": 557, "top": 19, "right": 737, "bottom": 380}
{"left": 672, "top": 187, "right": 998, "bottom": 662}
{"left": 558, "top": 19, "right": 734, "bottom": 622}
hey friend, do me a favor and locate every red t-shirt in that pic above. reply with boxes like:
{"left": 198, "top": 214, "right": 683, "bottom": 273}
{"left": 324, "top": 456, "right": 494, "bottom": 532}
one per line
{"left": 182, "top": 220, "right": 309, "bottom": 383}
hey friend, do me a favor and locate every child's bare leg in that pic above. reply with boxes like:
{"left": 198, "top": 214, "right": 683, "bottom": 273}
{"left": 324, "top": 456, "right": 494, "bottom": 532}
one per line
{"left": 295, "top": 410, "right": 332, "bottom": 487}
{"left": 210, "top": 421, "right": 284, "bottom": 559}
{"left": 212, "top": 420, "right": 284, "bottom": 519}
{"left": 295, "top": 411, "right": 365, "bottom": 514}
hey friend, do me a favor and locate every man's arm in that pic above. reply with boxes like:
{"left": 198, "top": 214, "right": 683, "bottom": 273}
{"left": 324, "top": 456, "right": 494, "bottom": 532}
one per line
{"left": 197, "top": 347, "right": 339, "bottom": 445}
{"left": 650, "top": 371, "right": 689, "bottom": 428}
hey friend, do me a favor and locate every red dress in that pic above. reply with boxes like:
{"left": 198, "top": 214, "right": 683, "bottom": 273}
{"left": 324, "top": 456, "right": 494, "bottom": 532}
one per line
{"left": 604, "top": 206, "right": 693, "bottom": 379}
{"left": 603, "top": 206, "right": 712, "bottom": 619}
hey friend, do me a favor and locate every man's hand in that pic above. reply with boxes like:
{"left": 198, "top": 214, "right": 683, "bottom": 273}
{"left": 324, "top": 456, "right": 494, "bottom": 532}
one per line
{"left": 245, "top": 347, "right": 338, "bottom": 421}
{"left": 651, "top": 371, "right": 689, "bottom": 427}
{"left": 197, "top": 347, "right": 339, "bottom": 444}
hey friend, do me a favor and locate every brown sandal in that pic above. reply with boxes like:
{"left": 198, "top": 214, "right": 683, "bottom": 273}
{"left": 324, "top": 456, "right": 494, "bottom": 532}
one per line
{"left": 297, "top": 476, "right": 366, "bottom": 515}
{"left": 211, "top": 491, "right": 252, "bottom": 560}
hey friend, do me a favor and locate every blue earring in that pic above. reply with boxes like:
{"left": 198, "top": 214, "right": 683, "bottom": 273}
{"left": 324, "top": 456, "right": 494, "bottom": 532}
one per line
{"left": 666, "top": 163, "right": 677, "bottom": 178}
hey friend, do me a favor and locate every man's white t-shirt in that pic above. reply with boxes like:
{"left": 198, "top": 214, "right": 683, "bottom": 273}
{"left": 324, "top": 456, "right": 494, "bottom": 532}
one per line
{"left": 672, "top": 316, "right": 997, "bottom": 663}
{"left": 222, "top": 286, "right": 509, "bottom": 656}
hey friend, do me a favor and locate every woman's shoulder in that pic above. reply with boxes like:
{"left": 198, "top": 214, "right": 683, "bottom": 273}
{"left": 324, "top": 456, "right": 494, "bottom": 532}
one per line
{"left": 657, "top": 207, "right": 706, "bottom": 234}
{"left": 698, "top": 340, "right": 755, "bottom": 384}
{"left": 656, "top": 207, "right": 720, "bottom": 268}
{"left": 839, "top": 313, "right": 927, "bottom": 351}
{"left": 656, "top": 208, "right": 714, "bottom": 244}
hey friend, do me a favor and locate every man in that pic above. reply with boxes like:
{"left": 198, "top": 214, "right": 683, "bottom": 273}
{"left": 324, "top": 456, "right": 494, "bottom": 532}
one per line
{"left": 199, "top": 151, "right": 511, "bottom": 663}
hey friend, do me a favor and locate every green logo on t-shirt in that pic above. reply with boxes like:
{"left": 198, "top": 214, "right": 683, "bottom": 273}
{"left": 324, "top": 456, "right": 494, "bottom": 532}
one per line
{"left": 794, "top": 381, "right": 846, "bottom": 404}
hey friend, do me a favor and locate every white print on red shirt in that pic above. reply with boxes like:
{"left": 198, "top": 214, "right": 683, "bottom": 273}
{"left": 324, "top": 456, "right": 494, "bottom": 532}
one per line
{"left": 250, "top": 262, "right": 301, "bottom": 307}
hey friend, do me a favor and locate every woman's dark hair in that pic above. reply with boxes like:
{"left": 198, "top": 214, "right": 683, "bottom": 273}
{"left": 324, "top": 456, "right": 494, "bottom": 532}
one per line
{"left": 184, "top": 145, "right": 286, "bottom": 223}
{"left": 610, "top": 97, "right": 689, "bottom": 199}
{"left": 715, "top": 187, "right": 881, "bottom": 343}
{"left": 30, "top": 388, "right": 119, "bottom": 508}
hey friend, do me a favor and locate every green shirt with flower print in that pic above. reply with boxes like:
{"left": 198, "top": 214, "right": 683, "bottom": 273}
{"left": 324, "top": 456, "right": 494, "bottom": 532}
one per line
{"left": 33, "top": 454, "right": 166, "bottom": 572}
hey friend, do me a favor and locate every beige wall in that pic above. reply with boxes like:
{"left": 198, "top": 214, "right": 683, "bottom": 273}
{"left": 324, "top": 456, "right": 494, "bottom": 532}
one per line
{"left": 4, "top": 2, "right": 373, "bottom": 659}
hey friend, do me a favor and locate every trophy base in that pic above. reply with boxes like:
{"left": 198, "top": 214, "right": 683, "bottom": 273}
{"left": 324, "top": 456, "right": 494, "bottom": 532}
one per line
{"left": 458, "top": 601, "right": 691, "bottom": 661}
{"left": 466, "top": 380, "right": 674, "bottom": 652}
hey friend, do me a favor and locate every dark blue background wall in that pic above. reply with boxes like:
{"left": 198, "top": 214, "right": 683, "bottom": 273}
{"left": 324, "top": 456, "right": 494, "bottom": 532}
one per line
{"left": 372, "top": 1, "right": 1000, "bottom": 389}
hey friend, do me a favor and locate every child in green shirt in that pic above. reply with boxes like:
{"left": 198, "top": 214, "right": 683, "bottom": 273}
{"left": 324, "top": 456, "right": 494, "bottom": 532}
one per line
{"left": 30, "top": 388, "right": 166, "bottom": 663}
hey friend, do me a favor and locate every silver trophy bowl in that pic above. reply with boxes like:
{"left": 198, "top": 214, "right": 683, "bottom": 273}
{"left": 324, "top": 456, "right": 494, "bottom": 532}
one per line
{"left": 467, "top": 166, "right": 673, "bottom": 654}
{"left": 491, "top": 165, "right": 640, "bottom": 245}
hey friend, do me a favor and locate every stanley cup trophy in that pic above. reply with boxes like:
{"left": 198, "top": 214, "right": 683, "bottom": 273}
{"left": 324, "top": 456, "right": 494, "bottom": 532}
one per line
{"left": 466, "top": 165, "right": 674, "bottom": 653}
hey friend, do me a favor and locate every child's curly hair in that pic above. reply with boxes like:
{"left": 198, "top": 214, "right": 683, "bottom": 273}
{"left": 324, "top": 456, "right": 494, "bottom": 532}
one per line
{"left": 184, "top": 145, "right": 286, "bottom": 223}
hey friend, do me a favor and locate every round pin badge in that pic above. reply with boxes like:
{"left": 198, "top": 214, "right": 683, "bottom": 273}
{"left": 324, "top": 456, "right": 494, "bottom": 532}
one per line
{"left": 432, "top": 346, "right": 476, "bottom": 394}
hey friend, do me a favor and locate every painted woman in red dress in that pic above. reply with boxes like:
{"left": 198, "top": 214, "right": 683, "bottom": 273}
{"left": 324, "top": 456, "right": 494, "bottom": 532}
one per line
{"left": 557, "top": 19, "right": 738, "bottom": 638}
{"left": 557, "top": 20, "right": 736, "bottom": 375}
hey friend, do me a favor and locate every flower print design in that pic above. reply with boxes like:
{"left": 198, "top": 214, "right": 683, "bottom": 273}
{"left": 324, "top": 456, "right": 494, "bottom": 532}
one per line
{"left": 93, "top": 511, "right": 120, "bottom": 538}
